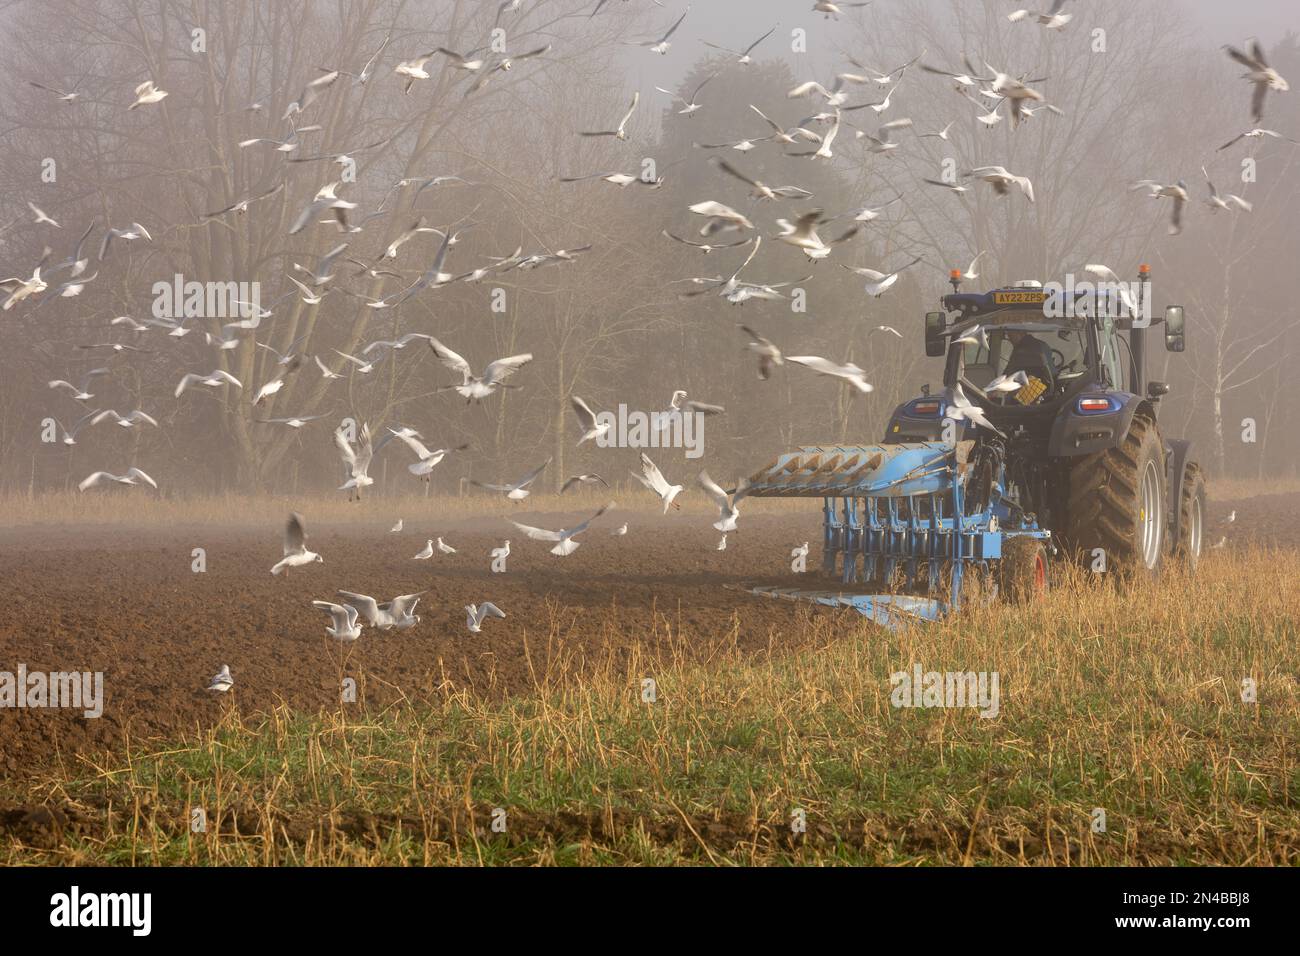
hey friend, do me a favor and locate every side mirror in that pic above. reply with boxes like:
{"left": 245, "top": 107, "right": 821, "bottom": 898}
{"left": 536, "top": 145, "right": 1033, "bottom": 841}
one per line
{"left": 925, "top": 312, "right": 947, "bottom": 357}
{"left": 1147, "top": 381, "right": 1170, "bottom": 398}
{"left": 1164, "top": 305, "right": 1185, "bottom": 352}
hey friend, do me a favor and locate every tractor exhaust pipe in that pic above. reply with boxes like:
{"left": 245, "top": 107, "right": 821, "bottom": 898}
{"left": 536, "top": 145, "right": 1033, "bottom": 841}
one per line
{"left": 1130, "top": 264, "right": 1151, "bottom": 397}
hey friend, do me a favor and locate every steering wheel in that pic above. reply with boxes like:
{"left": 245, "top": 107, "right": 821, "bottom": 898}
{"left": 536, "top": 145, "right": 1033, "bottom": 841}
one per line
{"left": 1049, "top": 348, "right": 1066, "bottom": 372}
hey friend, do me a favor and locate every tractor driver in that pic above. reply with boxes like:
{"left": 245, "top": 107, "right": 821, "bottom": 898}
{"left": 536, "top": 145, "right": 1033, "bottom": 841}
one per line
{"left": 1003, "top": 329, "right": 1055, "bottom": 387}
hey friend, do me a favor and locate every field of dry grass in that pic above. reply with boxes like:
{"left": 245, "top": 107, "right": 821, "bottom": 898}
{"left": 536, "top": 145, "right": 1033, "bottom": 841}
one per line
{"left": 3, "top": 536, "right": 1295, "bottom": 865}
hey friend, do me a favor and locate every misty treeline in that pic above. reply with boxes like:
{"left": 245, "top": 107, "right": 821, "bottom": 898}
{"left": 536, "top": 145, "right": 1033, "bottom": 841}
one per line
{"left": 0, "top": 0, "right": 1295, "bottom": 498}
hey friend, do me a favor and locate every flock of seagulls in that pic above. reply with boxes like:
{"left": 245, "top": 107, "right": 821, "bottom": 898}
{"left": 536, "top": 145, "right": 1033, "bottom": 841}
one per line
{"left": 8, "top": 1, "right": 1283, "bottom": 697}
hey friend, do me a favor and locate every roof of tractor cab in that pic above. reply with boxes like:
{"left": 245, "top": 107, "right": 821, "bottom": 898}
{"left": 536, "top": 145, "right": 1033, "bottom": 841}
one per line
{"left": 942, "top": 286, "right": 1088, "bottom": 326}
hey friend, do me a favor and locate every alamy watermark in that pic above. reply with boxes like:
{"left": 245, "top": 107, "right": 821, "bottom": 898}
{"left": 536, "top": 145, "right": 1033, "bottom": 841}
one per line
{"left": 890, "top": 664, "right": 1000, "bottom": 719}
{"left": 1042, "top": 273, "right": 1151, "bottom": 326}
{"left": 594, "top": 405, "right": 705, "bottom": 459}
{"left": 0, "top": 664, "right": 103, "bottom": 718}
{"left": 151, "top": 273, "right": 261, "bottom": 319}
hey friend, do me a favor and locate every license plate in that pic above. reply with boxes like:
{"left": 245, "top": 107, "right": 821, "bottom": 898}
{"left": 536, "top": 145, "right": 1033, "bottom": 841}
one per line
{"left": 994, "top": 291, "right": 1047, "bottom": 304}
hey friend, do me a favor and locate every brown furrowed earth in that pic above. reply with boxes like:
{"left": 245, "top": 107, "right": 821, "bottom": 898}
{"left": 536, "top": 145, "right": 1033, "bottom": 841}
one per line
{"left": 0, "top": 489, "right": 1294, "bottom": 865}
{"left": 0, "top": 505, "right": 831, "bottom": 777}
{"left": 0, "top": 490, "right": 1279, "bottom": 778}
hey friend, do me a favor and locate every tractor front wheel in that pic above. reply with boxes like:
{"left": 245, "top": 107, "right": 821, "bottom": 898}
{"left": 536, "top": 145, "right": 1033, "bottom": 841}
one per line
{"left": 1172, "top": 462, "right": 1207, "bottom": 569}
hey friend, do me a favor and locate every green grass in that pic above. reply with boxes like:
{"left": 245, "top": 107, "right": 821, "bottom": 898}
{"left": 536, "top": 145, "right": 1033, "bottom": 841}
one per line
{"left": 4, "top": 548, "right": 1298, "bottom": 865}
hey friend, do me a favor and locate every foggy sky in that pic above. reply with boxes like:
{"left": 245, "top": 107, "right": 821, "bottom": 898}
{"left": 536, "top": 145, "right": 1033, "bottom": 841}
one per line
{"left": 629, "top": 0, "right": 1300, "bottom": 98}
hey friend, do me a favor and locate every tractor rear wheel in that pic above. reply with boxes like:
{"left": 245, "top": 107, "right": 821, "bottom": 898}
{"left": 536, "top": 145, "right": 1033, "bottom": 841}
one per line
{"left": 999, "top": 538, "right": 1049, "bottom": 603}
{"left": 1172, "top": 462, "right": 1207, "bottom": 569}
{"left": 1063, "top": 415, "right": 1166, "bottom": 576}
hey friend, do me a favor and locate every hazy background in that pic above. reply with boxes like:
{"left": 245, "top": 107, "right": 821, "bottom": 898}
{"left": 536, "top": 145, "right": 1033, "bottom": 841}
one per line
{"left": 0, "top": 0, "right": 1296, "bottom": 497}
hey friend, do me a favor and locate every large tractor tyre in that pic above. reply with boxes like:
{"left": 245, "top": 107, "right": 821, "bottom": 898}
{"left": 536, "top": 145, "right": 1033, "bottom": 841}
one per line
{"left": 1172, "top": 462, "right": 1207, "bottom": 569}
{"left": 1063, "top": 416, "right": 1166, "bottom": 576}
{"left": 999, "top": 538, "right": 1049, "bottom": 604}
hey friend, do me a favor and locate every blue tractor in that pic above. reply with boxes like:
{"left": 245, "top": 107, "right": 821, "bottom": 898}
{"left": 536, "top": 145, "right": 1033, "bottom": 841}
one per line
{"left": 740, "top": 266, "right": 1203, "bottom": 628}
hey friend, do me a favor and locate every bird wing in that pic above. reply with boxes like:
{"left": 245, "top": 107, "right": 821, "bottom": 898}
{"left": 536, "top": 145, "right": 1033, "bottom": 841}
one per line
{"left": 125, "top": 467, "right": 158, "bottom": 488}
{"left": 483, "top": 353, "right": 533, "bottom": 386}
{"left": 786, "top": 355, "right": 841, "bottom": 376}
{"left": 388, "top": 591, "right": 426, "bottom": 616}
{"left": 696, "top": 471, "right": 731, "bottom": 510}
{"left": 512, "top": 457, "right": 551, "bottom": 489}
{"left": 284, "top": 512, "right": 307, "bottom": 554}
{"left": 393, "top": 429, "right": 433, "bottom": 460}
{"left": 337, "top": 591, "right": 381, "bottom": 624}
{"left": 479, "top": 602, "right": 506, "bottom": 620}
{"left": 511, "top": 521, "right": 564, "bottom": 542}
{"left": 334, "top": 426, "right": 357, "bottom": 466}
{"left": 638, "top": 452, "right": 671, "bottom": 496}
{"left": 427, "top": 336, "right": 473, "bottom": 380}
{"left": 570, "top": 395, "right": 599, "bottom": 431}
{"left": 686, "top": 399, "right": 725, "bottom": 415}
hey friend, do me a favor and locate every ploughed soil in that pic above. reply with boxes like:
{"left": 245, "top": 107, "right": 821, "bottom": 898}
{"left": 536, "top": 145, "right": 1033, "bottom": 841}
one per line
{"left": 0, "top": 507, "right": 822, "bottom": 778}
{"left": 0, "top": 492, "right": 1282, "bottom": 779}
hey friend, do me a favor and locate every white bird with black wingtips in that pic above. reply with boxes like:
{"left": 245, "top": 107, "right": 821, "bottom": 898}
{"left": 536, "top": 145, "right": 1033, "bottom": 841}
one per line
{"left": 570, "top": 396, "right": 611, "bottom": 445}
{"left": 311, "top": 602, "right": 363, "bottom": 642}
{"left": 271, "top": 512, "right": 323, "bottom": 575}
{"left": 78, "top": 467, "right": 158, "bottom": 492}
{"left": 465, "top": 602, "right": 506, "bottom": 633}
{"left": 632, "top": 452, "right": 684, "bottom": 512}
{"left": 511, "top": 501, "right": 615, "bottom": 556}
{"left": 207, "top": 665, "right": 234, "bottom": 693}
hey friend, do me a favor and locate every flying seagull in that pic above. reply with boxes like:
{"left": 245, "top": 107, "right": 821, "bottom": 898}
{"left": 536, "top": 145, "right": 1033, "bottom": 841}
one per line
{"left": 714, "top": 158, "right": 813, "bottom": 201}
{"left": 337, "top": 590, "right": 426, "bottom": 631}
{"left": 580, "top": 91, "right": 639, "bottom": 140}
{"left": 470, "top": 459, "right": 551, "bottom": 501}
{"left": 175, "top": 369, "right": 242, "bottom": 398}
{"left": 702, "top": 26, "right": 776, "bottom": 65}
{"left": 311, "top": 602, "right": 363, "bottom": 642}
{"left": 511, "top": 501, "right": 615, "bottom": 555}
{"left": 283, "top": 69, "right": 339, "bottom": 119}
{"left": 687, "top": 200, "right": 754, "bottom": 237}
{"left": 1224, "top": 39, "right": 1290, "bottom": 123}
{"left": 465, "top": 602, "right": 506, "bottom": 633}
{"left": 570, "top": 396, "right": 611, "bottom": 444}
{"left": 630, "top": 8, "right": 689, "bottom": 55}
{"left": 48, "top": 368, "right": 109, "bottom": 402}
{"left": 1007, "top": 1, "right": 1072, "bottom": 29}
{"left": 335, "top": 423, "right": 374, "bottom": 500}
{"left": 207, "top": 665, "right": 234, "bottom": 693}
{"left": 841, "top": 255, "right": 923, "bottom": 296}
{"left": 560, "top": 474, "right": 610, "bottom": 494}
{"left": 697, "top": 471, "right": 750, "bottom": 532}
{"left": 271, "top": 512, "right": 323, "bottom": 575}
{"left": 1130, "top": 179, "right": 1190, "bottom": 235}
{"left": 288, "top": 181, "right": 357, "bottom": 235}
{"left": 786, "top": 355, "right": 873, "bottom": 393}
{"left": 128, "top": 80, "right": 168, "bottom": 109}
{"left": 382, "top": 428, "right": 469, "bottom": 480}
{"left": 946, "top": 383, "right": 1005, "bottom": 436}
{"left": 90, "top": 409, "right": 158, "bottom": 430}
{"left": 739, "top": 324, "right": 784, "bottom": 380}
{"left": 965, "top": 166, "right": 1035, "bottom": 202}
{"left": 1217, "top": 127, "right": 1299, "bottom": 151}
{"left": 28, "top": 80, "right": 80, "bottom": 103}
{"left": 655, "top": 72, "right": 717, "bottom": 115}
{"left": 1201, "top": 167, "right": 1252, "bottom": 213}
{"left": 27, "top": 202, "right": 60, "bottom": 227}
{"left": 97, "top": 222, "right": 152, "bottom": 261}
{"left": 632, "top": 452, "right": 684, "bottom": 512}
{"left": 428, "top": 338, "right": 533, "bottom": 402}
{"left": 78, "top": 467, "right": 158, "bottom": 492}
